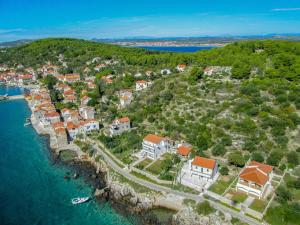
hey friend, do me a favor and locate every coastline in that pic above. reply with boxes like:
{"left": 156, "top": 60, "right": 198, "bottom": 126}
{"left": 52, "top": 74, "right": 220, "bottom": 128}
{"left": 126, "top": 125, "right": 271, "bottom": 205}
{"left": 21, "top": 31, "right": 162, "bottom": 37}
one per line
{"left": 23, "top": 95, "right": 179, "bottom": 225}
{"left": 22, "top": 89, "right": 236, "bottom": 225}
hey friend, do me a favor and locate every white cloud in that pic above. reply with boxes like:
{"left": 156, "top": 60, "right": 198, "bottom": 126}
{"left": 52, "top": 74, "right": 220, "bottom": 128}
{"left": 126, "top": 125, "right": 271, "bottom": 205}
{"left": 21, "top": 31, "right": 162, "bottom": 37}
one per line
{"left": 272, "top": 8, "right": 300, "bottom": 11}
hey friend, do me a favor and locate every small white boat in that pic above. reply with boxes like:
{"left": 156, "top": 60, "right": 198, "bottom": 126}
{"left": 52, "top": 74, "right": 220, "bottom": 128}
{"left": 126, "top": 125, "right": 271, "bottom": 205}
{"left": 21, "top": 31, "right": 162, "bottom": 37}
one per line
{"left": 24, "top": 122, "right": 31, "bottom": 127}
{"left": 71, "top": 197, "right": 90, "bottom": 205}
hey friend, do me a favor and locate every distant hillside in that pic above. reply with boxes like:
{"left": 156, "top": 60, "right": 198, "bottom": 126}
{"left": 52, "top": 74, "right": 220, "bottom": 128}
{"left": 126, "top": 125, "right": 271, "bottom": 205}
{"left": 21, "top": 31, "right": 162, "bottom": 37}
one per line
{"left": 0, "top": 39, "right": 34, "bottom": 48}
{"left": 1, "top": 38, "right": 300, "bottom": 81}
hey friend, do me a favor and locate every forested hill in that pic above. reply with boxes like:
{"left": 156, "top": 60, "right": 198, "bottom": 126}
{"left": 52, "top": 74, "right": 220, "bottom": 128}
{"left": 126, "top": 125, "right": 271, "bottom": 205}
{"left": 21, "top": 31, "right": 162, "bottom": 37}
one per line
{"left": 0, "top": 38, "right": 299, "bottom": 81}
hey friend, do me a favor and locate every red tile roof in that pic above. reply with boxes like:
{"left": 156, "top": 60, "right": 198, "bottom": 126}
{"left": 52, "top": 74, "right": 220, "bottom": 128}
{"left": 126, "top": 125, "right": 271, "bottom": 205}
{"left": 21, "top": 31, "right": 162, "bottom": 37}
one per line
{"left": 143, "top": 134, "right": 164, "bottom": 144}
{"left": 177, "top": 145, "right": 192, "bottom": 156}
{"left": 45, "top": 111, "right": 60, "bottom": 118}
{"left": 136, "top": 80, "right": 147, "bottom": 84}
{"left": 177, "top": 64, "right": 187, "bottom": 68}
{"left": 192, "top": 156, "right": 216, "bottom": 169}
{"left": 115, "top": 117, "right": 130, "bottom": 123}
{"left": 66, "top": 122, "right": 78, "bottom": 130}
{"left": 239, "top": 161, "right": 273, "bottom": 186}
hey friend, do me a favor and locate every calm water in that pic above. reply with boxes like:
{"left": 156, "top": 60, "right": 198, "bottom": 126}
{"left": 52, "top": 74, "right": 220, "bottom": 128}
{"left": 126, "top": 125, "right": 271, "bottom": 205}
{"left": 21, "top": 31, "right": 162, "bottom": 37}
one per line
{"left": 0, "top": 87, "right": 135, "bottom": 225}
{"left": 137, "top": 46, "right": 216, "bottom": 52}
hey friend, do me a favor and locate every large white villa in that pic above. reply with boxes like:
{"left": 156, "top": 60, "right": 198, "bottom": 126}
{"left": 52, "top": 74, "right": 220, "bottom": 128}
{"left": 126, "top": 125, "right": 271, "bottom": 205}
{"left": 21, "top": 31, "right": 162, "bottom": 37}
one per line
{"left": 236, "top": 161, "right": 273, "bottom": 199}
{"left": 141, "top": 134, "right": 171, "bottom": 160}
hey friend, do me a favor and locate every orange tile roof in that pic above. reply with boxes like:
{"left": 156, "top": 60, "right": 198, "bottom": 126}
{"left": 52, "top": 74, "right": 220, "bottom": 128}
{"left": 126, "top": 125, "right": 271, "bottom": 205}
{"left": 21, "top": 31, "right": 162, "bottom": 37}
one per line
{"left": 239, "top": 161, "right": 273, "bottom": 186}
{"left": 63, "top": 89, "right": 75, "bottom": 95}
{"left": 66, "top": 122, "right": 78, "bottom": 130}
{"left": 116, "top": 117, "right": 130, "bottom": 123}
{"left": 192, "top": 156, "right": 216, "bottom": 169}
{"left": 177, "top": 145, "right": 192, "bottom": 156}
{"left": 136, "top": 80, "right": 147, "bottom": 84}
{"left": 54, "top": 127, "right": 66, "bottom": 134}
{"left": 177, "top": 64, "right": 187, "bottom": 68}
{"left": 45, "top": 111, "right": 60, "bottom": 118}
{"left": 143, "top": 134, "right": 164, "bottom": 144}
{"left": 52, "top": 121, "right": 64, "bottom": 128}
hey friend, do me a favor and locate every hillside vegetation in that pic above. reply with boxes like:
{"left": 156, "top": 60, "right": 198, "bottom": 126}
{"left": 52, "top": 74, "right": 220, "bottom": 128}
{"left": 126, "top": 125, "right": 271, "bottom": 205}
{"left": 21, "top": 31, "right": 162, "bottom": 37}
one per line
{"left": 1, "top": 38, "right": 300, "bottom": 224}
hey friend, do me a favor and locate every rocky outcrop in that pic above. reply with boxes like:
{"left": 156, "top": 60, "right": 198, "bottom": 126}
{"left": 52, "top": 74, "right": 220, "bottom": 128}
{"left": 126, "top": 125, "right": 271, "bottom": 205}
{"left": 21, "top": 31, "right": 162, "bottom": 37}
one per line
{"left": 172, "top": 209, "right": 232, "bottom": 225}
{"left": 109, "top": 181, "right": 156, "bottom": 213}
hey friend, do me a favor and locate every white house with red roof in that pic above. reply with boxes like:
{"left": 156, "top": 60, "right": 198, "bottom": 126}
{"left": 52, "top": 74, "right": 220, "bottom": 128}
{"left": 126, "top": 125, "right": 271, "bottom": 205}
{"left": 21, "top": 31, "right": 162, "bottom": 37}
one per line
{"left": 17, "top": 74, "right": 34, "bottom": 85}
{"left": 64, "top": 73, "right": 80, "bottom": 83}
{"left": 236, "top": 161, "right": 273, "bottom": 199}
{"left": 118, "top": 90, "right": 133, "bottom": 108}
{"left": 66, "top": 122, "right": 79, "bottom": 140}
{"left": 44, "top": 111, "right": 60, "bottom": 125}
{"left": 176, "top": 143, "right": 192, "bottom": 158}
{"left": 135, "top": 80, "right": 152, "bottom": 91}
{"left": 79, "top": 119, "right": 99, "bottom": 133}
{"left": 79, "top": 106, "right": 95, "bottom": 120}
{"left": 141, "top": 134, "right": 171, "bottom": 160}
{"left": 81, "top": 96, "right": 91, "bottom": 106}
{"left": 176, "top": 64, "right": 187, "bottom": 72}
{"left": 189, "top": 156, "right": 218, "bottom": 181}
{"left": 109, "top": 117, "right": 131, "bottom": 136}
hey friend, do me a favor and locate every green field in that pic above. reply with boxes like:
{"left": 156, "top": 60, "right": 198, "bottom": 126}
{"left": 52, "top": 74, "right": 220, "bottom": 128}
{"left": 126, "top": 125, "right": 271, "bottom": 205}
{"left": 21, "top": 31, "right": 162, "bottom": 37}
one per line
{"left": 249, "top": 199, "right": 267, "bottom": 212}
{"left": 146, "top": 160, "right": 163, "bottom": 175}
{"left": 209, "top": 176, "right": 234, "bottom": 195}
{"left": 230, "top": 191, "right": 248, "bottom": 203}
{"left": 135, "top": 158, "right": 153, "bottom": 170}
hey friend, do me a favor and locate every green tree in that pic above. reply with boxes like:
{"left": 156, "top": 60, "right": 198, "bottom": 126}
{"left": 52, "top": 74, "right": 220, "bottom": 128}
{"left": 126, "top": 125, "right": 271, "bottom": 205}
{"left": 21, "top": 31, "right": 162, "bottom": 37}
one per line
{"left": 276, "top": 186, "right": 292, "bottom": 203}
{"left": 219, "top": 166, "right": 229, "bottom": 175}
{"left": 251, "top": 151, "right": 264, "bottom": 162}
{"left": 267, "top": 151, "right": 283, "bottom": 166}
{"left": 287, "top": 151, "right": 299, "bottom": 167}
{"left": 231, "top": 61, "right": 251, "bottom": 79}
{"left": 212, "top": 143, "right": 226, "bottom": 156}
{"left": 42, "top": 75, "right": 57, "bottom": 90}
{"left": 228, "top": 152, "right": 245, "bottom": 167}
{"left": 188, "top": 67, "right": 203, "bottom": 84}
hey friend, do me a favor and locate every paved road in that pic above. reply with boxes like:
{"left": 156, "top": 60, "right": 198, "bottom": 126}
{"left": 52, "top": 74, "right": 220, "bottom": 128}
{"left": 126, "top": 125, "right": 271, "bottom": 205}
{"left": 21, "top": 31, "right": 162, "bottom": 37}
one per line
{"left": 89, "top": 139, "right": 262, "bottom": 225}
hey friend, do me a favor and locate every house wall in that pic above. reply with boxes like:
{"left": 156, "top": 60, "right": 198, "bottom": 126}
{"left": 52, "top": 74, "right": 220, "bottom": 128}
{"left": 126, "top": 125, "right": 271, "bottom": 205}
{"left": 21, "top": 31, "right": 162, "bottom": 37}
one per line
{"left": 142, "top": 140, "right": 166, "bottom": 160}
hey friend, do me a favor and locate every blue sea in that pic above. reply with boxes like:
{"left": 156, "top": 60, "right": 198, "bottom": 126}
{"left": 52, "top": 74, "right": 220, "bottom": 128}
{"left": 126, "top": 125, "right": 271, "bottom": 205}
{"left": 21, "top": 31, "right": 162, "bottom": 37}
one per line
{"left": 0, "top": 87, "right": 135, "bottom": 225}
{"left": 137, "top": 46, "right": 216, "bottom": 52}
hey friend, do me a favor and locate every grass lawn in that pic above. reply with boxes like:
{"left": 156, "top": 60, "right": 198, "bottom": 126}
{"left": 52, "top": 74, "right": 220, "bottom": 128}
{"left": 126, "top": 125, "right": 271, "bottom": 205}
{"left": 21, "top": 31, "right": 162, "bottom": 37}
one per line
{"left": 135, "top": 158, "right": 153, "bottom": 170}
{"left": 230, "top": 191, "right": 248, "bottom": 203}
{"left": 146, "top": 160, "right": 163, "bottom": 175}
{"left": 209, "top": 176, "right": 234, "bottom": 195}
{"left": 249, "top": 199, "right": 267, "bottom": 212}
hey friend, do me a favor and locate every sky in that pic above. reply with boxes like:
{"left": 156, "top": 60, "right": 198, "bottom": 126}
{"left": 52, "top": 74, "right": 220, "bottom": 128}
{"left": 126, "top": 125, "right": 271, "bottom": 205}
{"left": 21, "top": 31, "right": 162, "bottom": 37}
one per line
{"left": 0, "top": 0, "right": 300, "bottom": 41}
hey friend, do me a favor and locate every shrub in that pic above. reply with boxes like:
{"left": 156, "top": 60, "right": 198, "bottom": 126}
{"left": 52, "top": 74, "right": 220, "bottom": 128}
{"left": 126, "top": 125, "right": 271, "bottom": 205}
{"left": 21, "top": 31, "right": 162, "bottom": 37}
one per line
{"left": 228, "top": 152, "right": 245, "bottom": 167}
{"left": 287, "top": 151, "right": 299, "bottom": 167}
{"left": 212, "top": 143, "right": 226, "bottom": 156}
{"left": 276, "top": 186, "right": 292, "bottom": 203}
{"left": 219, "top": 166, "right": 229, "bottom": 175}
{"left": 251, "top": 151, "right": 264, "bottom": 162}
{"left": 267, "top": 151, "right": 283, "bottom": 166}
{"left": 195, "top": 201, "right": 215, "bottom": 216}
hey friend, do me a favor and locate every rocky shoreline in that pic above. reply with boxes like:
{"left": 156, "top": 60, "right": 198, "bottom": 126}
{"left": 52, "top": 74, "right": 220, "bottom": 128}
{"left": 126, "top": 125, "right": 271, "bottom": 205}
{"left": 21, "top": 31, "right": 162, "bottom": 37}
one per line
{"left": 25, "top": 97, "right": 234, "bottom": 225}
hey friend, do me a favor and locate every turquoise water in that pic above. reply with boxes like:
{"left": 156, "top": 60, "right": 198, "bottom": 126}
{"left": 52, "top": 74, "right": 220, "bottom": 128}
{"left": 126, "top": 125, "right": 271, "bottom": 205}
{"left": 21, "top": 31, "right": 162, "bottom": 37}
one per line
{"left": 0, "top": 87, "right": 135, "bottom": 225}
{"left": 137, "top": 46, "right": 216, "bottom": 52}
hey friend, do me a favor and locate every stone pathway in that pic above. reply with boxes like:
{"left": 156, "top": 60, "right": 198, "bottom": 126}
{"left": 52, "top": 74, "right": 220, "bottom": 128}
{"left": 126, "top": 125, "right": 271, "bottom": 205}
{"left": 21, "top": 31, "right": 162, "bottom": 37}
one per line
{"left": 244, "top": 196, "right": 254, "bottom": 207}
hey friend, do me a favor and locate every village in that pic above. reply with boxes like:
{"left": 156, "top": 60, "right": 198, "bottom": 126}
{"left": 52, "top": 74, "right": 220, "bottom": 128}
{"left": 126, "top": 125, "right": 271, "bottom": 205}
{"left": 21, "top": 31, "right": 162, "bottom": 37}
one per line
{"left": 0, "top": 55, "right": 292, "bottom": 224}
